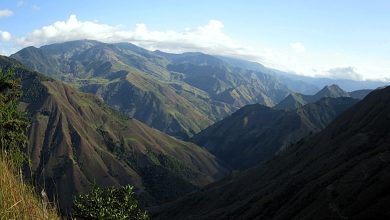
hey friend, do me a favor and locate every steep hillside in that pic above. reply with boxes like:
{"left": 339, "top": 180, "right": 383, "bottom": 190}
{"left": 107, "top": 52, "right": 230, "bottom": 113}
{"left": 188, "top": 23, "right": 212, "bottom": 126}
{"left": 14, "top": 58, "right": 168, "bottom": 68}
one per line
{"left": 0, "top": 56, "right": 228, "bottom": 213}
{"left": 153, "top": 86, "right": 390, "bottom": 220}
{"left": 161, "top": 51, "right": 290, "bottom": 107}
{"left": 12, "top": 40, "right": 291, "bottom": 138}
{"left": 192, "top": 97, "right": 358, "bottom": 170}
{"left": 81, "top": 70, "right": 214, "bottom": 139}
{"left": 350, "top": 89, "right": 373, "bottom": 99}
{"left": 12, "top": 40, "right": 217, "bottom": 139}
{"left": 216, "top": 55, "right": 320, "bottom": 94}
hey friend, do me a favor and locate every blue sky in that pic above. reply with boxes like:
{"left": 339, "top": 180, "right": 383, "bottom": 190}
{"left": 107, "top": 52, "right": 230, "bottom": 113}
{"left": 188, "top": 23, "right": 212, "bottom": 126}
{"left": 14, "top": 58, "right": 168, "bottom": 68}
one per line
{"left": 1, "top": 0, "right": 390, "bottom": 80}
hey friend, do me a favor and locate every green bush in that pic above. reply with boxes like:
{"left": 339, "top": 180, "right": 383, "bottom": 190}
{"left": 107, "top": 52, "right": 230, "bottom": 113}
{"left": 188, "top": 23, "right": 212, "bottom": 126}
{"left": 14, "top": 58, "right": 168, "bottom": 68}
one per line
{"left": 73, "top": 185, "right": 149, "bottom": 220}
{"left": 0, "top": 68, "right": 29, "bottom": 168}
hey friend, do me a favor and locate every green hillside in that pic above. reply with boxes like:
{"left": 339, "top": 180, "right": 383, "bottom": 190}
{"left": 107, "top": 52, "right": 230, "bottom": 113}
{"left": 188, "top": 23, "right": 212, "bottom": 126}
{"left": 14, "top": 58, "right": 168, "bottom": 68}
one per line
{"left": 12, "top": 40, "right": 290, "bottom": 139}
{"left": 0, "top": 56, "right": 229, "bottom": 213}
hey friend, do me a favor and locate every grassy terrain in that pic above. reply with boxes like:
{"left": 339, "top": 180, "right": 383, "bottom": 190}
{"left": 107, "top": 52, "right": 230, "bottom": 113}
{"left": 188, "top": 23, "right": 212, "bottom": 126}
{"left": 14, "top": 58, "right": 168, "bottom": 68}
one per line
{"left": 0, "top": 155, "right": 59, "bottom": 220}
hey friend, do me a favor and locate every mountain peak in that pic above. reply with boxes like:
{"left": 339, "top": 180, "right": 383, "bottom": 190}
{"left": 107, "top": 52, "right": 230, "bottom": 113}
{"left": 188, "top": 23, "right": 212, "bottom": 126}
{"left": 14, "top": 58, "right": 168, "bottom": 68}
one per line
{"left": 314, "top": 84, "right": 350, "bottom": 99}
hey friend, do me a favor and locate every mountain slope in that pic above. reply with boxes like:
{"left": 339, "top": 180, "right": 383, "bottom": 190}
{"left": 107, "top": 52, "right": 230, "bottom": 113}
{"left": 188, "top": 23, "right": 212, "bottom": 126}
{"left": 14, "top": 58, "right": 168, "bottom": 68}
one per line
{"left": 349, "top": 89, "right": 373, "bottom": 99}
{"left": 12, "top": 40, "right": 222, "bottom": 139}
{"left": 275, "top": 84, "right": 362, "bottom": 110}
{"left": 153, "top": 86, "right": 390, "bottom": 220}
{"left": 192, "top": 97, "right": 358, "bottom": 170}
{"left": 11, "top": 40, "right": 291, "bottom": 138}
{"left": 216, "top": 55, "right": 320, "bottom": 94}
{"left": 161, "top": 51, "right": 290, "bottom": 107}
{"left": 0, "top": 56, "right": 228, "bottom": 212}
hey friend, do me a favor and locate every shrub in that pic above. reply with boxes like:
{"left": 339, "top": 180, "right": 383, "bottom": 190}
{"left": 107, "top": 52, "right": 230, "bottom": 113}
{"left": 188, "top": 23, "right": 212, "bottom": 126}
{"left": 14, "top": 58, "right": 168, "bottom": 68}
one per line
{"left": 73, "top": 185, "right": 149, "bottom": 220}
{"left": 0, "top": 68, "right": 29, "bottom": 168}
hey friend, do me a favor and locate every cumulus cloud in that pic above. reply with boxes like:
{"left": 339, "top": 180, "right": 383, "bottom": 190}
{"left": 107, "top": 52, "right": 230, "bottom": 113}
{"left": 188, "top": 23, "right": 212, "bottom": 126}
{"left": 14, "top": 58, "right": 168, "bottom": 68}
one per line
{"left": 325, "top": 66, "right": 363, "bottom": 80}
{"left": 16, "top": 15, "right": 246, "bottom": 56}
{"left": 13, "top": 14, "right": 390, "bottom": 81}
{"left": 0, "top": 31, "right": 11, "bottom": 41}
{"left": 17, "top": 15, "right": 283, "bottom": 70}
{"left": 290, "top": 42, "right": 305, "bottom": 53}
{"left": 0, "top": 9, "right": 13, "bottom": 17}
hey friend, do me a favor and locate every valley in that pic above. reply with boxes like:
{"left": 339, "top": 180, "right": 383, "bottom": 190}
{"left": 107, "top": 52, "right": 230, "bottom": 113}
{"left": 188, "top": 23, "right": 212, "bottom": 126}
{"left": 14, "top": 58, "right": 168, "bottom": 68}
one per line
{"left": 0, "top": 26, "right": 389, "bottom": 218}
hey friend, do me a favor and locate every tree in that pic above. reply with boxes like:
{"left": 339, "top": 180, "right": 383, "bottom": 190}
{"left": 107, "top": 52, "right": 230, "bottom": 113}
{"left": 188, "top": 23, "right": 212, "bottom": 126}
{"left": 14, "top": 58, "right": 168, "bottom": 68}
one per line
{"left": 0, "top": 68, "right": 29, "bottom": 167}
{"left": 73, "top": 185, "right": 149, "bottom": 220}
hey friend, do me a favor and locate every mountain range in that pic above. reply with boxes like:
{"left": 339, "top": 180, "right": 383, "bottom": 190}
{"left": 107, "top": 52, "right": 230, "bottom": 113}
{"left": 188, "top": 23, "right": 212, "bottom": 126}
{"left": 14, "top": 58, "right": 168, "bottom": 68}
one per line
{"left": 192, "top": 97, "right": 358, "bottom": 170}
{"left": 2, "top": 39, "right": 389, "bottom": 219}
{"left": 152, "top": 85, "right": 390, "bottom": 220}
{"left": 11, "top": 40, "right": 291, "bottom": 139}
{"left": 274, "top": 84, "right": 371, "bottom": 110}
{"left": 0, "top": 56, "right": 229, "bottom": 213}
{"left": 217, "top": 55, "right": 389, "bottom": 92}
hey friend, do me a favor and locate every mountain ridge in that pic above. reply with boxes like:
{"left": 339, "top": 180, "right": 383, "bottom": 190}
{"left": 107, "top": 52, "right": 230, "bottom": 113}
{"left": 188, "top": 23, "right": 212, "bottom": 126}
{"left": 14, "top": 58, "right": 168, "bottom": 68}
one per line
{"left": 192, "top": 96, "right": 358, "bottom": 170}
{"left": 152, "top": 86, "right": 390, "bottom": 220}
{"left": 11, "top": 40, "right": 292, "bottom": 138}
{"left": 0, "top": 56, "right": 229, "bottom": 213}
{"left": 275, "top": 84, "right": 370, "bottom": 110}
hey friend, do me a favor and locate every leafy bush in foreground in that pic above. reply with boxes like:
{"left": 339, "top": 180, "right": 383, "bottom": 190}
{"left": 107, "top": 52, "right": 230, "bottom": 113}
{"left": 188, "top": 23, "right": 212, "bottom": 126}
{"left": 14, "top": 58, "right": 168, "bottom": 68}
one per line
{"left": 73, "top": 185, "right": 149, "bottom": 220}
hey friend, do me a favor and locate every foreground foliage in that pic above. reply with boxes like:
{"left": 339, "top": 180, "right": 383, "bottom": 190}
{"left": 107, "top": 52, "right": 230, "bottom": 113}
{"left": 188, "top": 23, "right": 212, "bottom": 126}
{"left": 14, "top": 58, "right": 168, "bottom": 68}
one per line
{"left": 0, "top": 68, "right": 59, "bottom": 219}
{"left": 73, "top": 185, "right": 149, "bottom": 220}
{"left": 0, "top": 68, "right": 29, "bottom": 168}
{"left": 0, "top": 155, "right": 60, "bottom": 219}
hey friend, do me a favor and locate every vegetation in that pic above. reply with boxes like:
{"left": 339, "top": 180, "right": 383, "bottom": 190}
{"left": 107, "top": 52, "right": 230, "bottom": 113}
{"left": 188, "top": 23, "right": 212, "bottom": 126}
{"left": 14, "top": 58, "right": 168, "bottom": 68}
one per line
{"left": 0, "top": 69, "right": 29, "bottom": 168}
{"left": 73, "top": 185, "right": 149, "bottom": 220}
{"left": 0, "top": 155, "right": 60, "bottom": 219}
{"left": 0, "top": 68, "right": 59, "bottom": 219}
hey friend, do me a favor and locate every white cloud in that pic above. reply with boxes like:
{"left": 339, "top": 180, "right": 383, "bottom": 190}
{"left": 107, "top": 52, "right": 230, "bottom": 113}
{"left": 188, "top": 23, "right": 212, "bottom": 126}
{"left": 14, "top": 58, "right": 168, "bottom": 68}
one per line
{"left": 13, "top": 14, "right": 390, "bottom": 81}
{"left": 16, "top": 15, "right": 243, "bottom": 56}
{"left": 0, "top": 9, "right": 13, "bottom": 17}
{"left": 290, "top": 42, "right": 305, "bottom": 53}
{"left": 325, "top": 66, "right": 362, "bottom": 81}
{"left": 0, "top": 31, "right": 11, "bottom": 41}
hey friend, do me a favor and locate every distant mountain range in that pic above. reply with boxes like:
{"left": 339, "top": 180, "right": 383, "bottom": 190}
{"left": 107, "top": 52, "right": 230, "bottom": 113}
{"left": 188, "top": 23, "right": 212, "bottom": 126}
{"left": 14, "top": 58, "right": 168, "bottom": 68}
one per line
{"left": 5, "top": 39, "right": 390, "bottom": 218}
{"left": 11, "top": 40, "right": 291, "bottom": 139}
{"left": 192, "top": 97, "right": 358, "bottom": 170}
{"left": 0, "top": 56, "right": 229, "bottom": 213}
{"left": 217, "top": 55, "right": 389, "bottom": 92}
{"left": 274, "top": 84, "right": 371, "bottom": 110}
{"left": 152, "top": 85, "right": 390, "bottom": 220}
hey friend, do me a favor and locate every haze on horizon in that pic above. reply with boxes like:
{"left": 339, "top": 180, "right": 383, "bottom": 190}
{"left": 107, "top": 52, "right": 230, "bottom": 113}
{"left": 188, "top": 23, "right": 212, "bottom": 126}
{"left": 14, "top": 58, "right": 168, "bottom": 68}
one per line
{"left": 1, "top": 0, "right": 389, "bottom": 81}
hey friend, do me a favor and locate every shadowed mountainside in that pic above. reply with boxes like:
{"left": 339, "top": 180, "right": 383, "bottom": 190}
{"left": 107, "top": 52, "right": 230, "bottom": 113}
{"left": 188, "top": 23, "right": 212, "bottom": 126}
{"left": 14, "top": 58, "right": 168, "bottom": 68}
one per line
{"left": 274, "top": 84, "right": 370, "bottom": 110}
{"left": 152, "top": 86, "right": 390, "bottom": 220}
{"left": 192, "top": 97, "right": 358, "bottom": 170}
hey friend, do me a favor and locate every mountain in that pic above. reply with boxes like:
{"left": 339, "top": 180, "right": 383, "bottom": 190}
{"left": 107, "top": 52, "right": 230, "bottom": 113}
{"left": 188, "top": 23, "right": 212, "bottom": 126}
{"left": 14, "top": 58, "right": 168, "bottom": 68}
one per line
{"left": 349, "top": 89, "right": 373, "bottom": 99}
{"left": 217, "top": 55, "right": 390, "bottom": 93}
{"left": 273, "top": 70, "right": 389, "bottom": 92}
{"left": 192, "top": 97, "right": 358, "bottom": 170}
{"left": 275, "top": 84, "right": 367, "bottom": 110}
{"left": 11, "top": 40, "right": 217, "bottom": 139}
{"left": 312, "top": 84, "right": 350, "bottom": 99}
{"left": 216, "top": 55, "right": 320, "bottom": 94}
{"left": 0, "top": 56, "right": 229, "bottom": 212}
{"left": 11, "top": 40, "right": 291, "bottom": 138}
{"left": 153, "top": 50, "right": 291, "bottom": 107}
{"left": 152, "top": 86, "right": 390, "bottom": 220}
